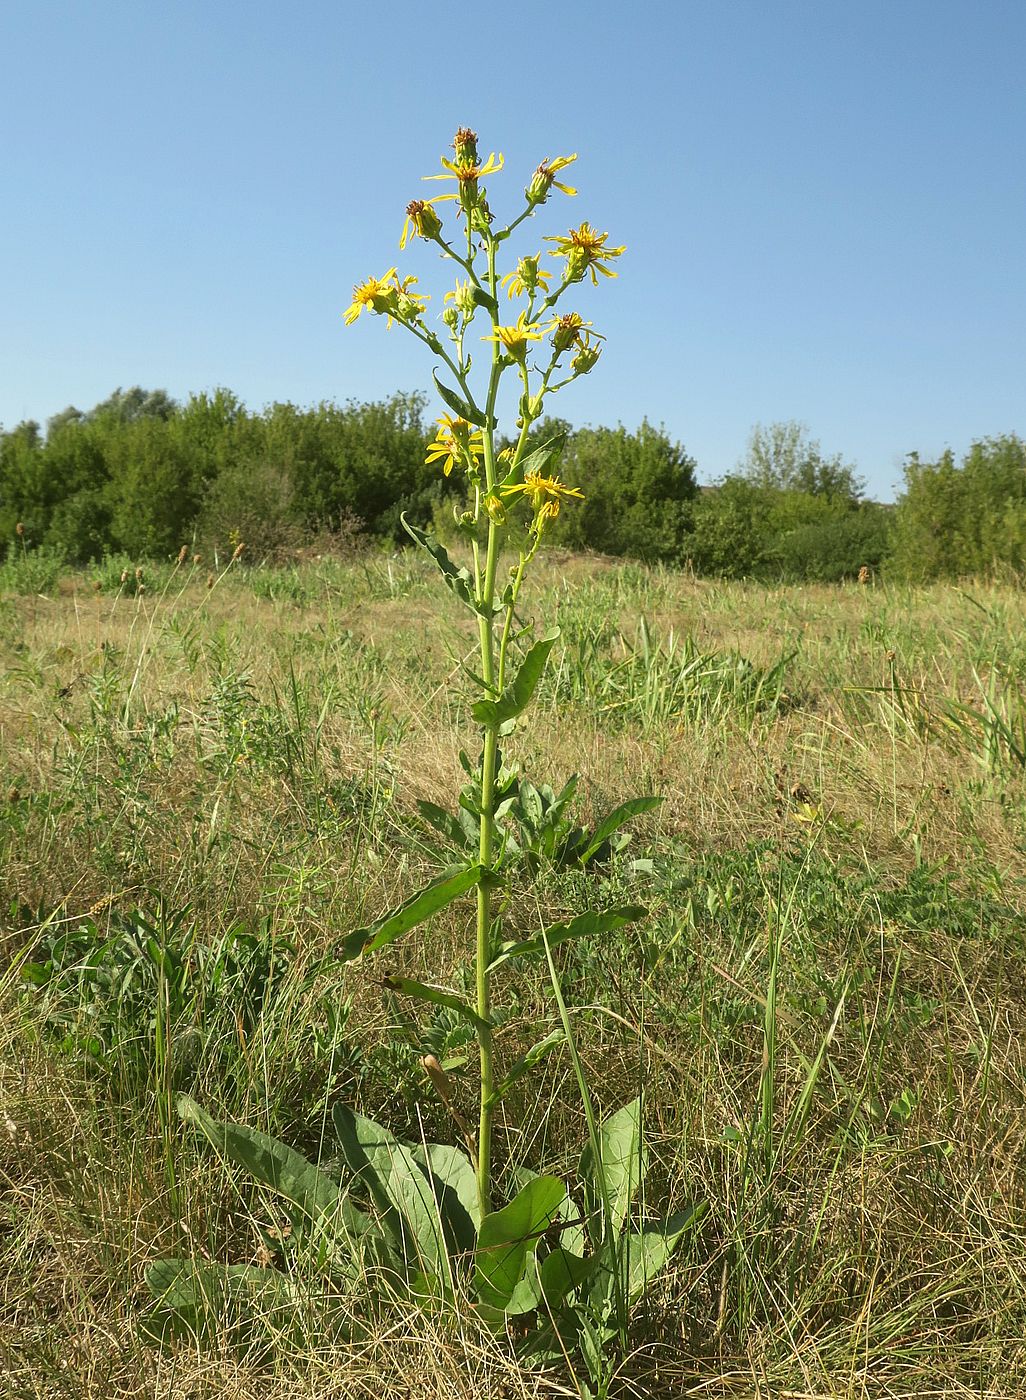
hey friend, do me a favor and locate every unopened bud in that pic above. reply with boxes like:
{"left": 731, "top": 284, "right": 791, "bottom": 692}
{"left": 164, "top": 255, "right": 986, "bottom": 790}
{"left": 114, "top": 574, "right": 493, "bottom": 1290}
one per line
{"left": 420, "top": 1054, "right": 454, "bottom": 1105}
{"left": 404, "top": 198, "right": 442, "bottom": 242}
{"left": 572, "top": 343, "right": 601, "bottom": 375}
{"left": 552, "top": 313, "right": 585, "bottom": 352}
{"left": 452, "top": 127, "right": 478, "bottom": 164}
{"left": 442, "top": 305, "right": 459, "bottom": 329}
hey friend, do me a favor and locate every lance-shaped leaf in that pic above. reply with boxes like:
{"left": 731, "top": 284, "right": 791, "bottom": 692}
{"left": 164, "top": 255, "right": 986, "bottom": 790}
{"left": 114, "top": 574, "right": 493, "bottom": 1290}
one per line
{"left": 432, "top": 370, "right": 493, "bottom": 429}
{"left": 577, "top": 796, "right": 663, "bottom": 865}
{"left": 400, "top": 515, "right": 478, "bottom": 611}
{"left": 176, "top": 1096, "right": 375, "bottom": 1265}
{"left": 496, "top": 432, "right": 567, "bottom": 491}
{"left": 381, "top": 972, "right": 491, "bottom": 1035}
{"left": 339, "top": 864, "right": 481, "bottom": 962}
{"left": 416, "top": 800, "right": 471, "bottom": 850}
{"left": 488, "top": 1028, "right": 565, "bottom": 1105}
{"left": 488, "top": 906, "right": 646, "bottom": 973}
{"left": 472, "top": 630, "right": 560, "bottom": 728}
{"left": 474, "top": 1174, "right": 567, "bottom": 1311}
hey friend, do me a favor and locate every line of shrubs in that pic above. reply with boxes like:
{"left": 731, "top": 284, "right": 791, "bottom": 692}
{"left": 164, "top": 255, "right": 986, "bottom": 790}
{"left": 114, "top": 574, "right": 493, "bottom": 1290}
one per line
{"left": 1, "top": 387, "right": 1022, "bottom": 583}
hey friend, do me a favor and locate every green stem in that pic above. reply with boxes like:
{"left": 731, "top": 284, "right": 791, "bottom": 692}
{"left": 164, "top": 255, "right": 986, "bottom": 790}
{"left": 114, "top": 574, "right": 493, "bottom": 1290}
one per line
{"left": 473, "top": 231, "right": 505, "bottom": 1216}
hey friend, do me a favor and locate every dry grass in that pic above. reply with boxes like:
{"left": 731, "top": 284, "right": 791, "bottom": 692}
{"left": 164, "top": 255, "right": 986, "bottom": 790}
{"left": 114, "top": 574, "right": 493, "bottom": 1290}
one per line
{"left": 2, "top": 554, "right": 1026, "bottom": 1397}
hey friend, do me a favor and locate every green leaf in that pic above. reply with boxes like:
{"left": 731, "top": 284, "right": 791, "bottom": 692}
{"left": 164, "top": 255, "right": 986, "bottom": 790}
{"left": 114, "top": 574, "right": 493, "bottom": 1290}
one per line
{"left": 410, "top": 1142, "right": 481, "bottom": 1253}
{"left": 331, "top": 1105, "right": 448, "bottom": 1279}
{"left": 381, "top": 972, "right": 491, "bottom": 1035}
{"left": 474, "top": 1175, "right": 566, "bottom": 1311}
{"left": 339, "top": 865, "right": 481, "bottom": 962}
{"left": 488, "top": 906, "right": 646, "bottom": 973}
{"left": 578, "top": 796, "right": 662, "bottom": 865}
{"left": 472, "top": 629, "right": 560, "bottom": 727}
{"left": 470, "top": 286, "right": 498, "bottom": 315}
{"left": 625, "top": 1202, "right": 707, "bottom": 1302}
{"left": 539, "top": 1245, "right": 595, "bottom": 1308}
{"left": 489, "top": 1029, "right": 565, "bottom": 1104}
{"left": 432, "top": 371, "right": 492, "bottom": 429}
{"left": 145, "top": 1258, "right": 291, "bottom": 1312}
{"left": 496, "top": 432, "right": 567, "bottom": 491}
{"left": 177, "top": 1096, "right": 372, "bottom": 1244}
{"left": 400, "top": 515, "right": 477, "bottom": 611}
{"left": 580, "top": 1097, "right": 647, "bottom": 1240}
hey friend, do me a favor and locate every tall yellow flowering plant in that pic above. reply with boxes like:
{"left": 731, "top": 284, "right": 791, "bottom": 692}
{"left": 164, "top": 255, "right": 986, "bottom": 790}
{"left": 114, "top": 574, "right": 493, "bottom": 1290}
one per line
{"left": 343, "top": 127, "right": 627, "bottom": 1213}
{"left": 150, "top": 132, "right": 701, "bottom": 1378}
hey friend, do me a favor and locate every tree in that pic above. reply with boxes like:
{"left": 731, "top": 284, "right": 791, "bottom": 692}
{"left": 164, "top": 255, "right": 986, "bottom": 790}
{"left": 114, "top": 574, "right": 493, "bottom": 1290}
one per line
{"left": 741, "top": 421, "right": 864, "bottom": 503}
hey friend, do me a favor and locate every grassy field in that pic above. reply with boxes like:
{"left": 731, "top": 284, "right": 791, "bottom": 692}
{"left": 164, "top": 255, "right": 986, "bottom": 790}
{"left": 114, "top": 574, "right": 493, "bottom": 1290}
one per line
{"left": 2, "top": 550, "right": 1025, "bottom": 1398}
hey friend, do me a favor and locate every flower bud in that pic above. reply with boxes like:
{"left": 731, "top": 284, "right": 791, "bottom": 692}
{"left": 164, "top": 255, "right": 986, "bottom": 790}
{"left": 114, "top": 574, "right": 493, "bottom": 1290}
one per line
{"left": 572, "top": 339, "right": 602, "bottom": 376}
{"left": 484, "top": 493, "right": 507, "bottom": 524}
{"left": 442, "top": 305, "right": 460, "bottom": 329}
{"left": 551, "top": 312, "right": 585, "bottom": 352}
{"left": 404, "top": 198, "right": 442, "bottom": 241}
{"left": 452, "top": 127, "right": 479, "bottom": 164}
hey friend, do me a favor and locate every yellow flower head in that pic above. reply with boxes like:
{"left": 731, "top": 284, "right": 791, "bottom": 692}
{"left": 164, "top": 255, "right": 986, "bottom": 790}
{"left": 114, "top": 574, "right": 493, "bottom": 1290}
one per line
{"left": 545, "top": 221, "right": 626, "bottom": 285}
{"left": 501, "top": 469, "right": 584, "bottom": 531}
{"left": 425, "top": 146, "right": 504, "bottom": 211}
{"left": 400, "top": 198, "right": 444, "bottom": 250}
{"left": 526, "top": 154, "right": 578, "bottom": 206}
{"left": 425, "top": 414, "right": 485, "bottom": 477}
{"left": 481, "top": 310, "right": 549, "bottom": 363}
{"left": 344, "top": 268, "right": 400, "bottom": 326}
{"left": 551, "top": 312, "right": 589, "bottom": 353}
{"left": 500, "top": 254, "right": 552, "bottom": 301}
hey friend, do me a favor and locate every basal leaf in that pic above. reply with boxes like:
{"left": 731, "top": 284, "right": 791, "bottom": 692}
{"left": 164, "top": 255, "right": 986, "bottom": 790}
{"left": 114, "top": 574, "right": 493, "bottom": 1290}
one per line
{"left": 625, "top": 1202, "right": 707, "bottom": 1302}
{"left": 580, "top": 1096, "right": 647, "bottom": 1239}
{"left": 578, "top": 796, "right": 662, "bottom": 865}
{"left": 474, "top": 1175, "right": 566, "bottom": 1311}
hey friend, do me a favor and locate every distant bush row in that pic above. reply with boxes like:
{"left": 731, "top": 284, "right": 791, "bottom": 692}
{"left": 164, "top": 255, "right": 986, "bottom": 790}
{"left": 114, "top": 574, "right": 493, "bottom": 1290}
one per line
{"left": 1, "top": 387, "right": 1022, "bottom": 582}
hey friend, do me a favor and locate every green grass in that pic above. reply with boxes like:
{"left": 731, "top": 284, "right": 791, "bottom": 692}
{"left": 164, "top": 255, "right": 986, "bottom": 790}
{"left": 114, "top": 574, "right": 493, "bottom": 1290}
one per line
{"left": 2, "top": 554, "right": 1026, "bottom": 1397}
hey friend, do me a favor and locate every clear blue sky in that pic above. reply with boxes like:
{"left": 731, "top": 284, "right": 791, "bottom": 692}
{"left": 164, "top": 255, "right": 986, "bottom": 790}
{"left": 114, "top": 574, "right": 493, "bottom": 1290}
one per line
{"left": 2, "top": 0, "right": 1023, "bottom": 499}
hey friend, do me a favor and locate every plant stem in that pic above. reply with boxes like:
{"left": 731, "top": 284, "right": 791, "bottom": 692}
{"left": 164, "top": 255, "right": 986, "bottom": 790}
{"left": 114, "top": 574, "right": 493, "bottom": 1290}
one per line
{"left": 474, "top": 231, "right": 504, "bottom": 1216}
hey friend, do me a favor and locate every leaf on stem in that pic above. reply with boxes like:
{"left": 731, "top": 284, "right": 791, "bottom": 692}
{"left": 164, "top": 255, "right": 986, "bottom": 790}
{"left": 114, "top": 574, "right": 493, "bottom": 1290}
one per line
{"left": 432, "top": 371, "right": 494, "bottom": 429}
{"left": 401, "top": 515, "right": 478, "bottom": 612}
{"left": 339, "top": 864, "right": 482, "bottom": 962}
{"left": 488, "top": 906, "right": 646, "bottom": 973}
{"left": 381, "top": 972, "right": 492, "bottom": 1035}
{"left": 474, "top": 1174, "right": 567, "bottom": 1312}
{"left": 472, "top": 629, "right": 560, "bottom": 727}
{"left": 577, "top": 796, "right": 663, "bottom": 864}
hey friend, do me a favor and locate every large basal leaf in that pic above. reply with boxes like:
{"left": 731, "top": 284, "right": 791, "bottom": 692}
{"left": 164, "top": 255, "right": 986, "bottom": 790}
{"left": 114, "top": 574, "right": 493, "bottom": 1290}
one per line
{"left": 331, "top": 1104, "right": 448, "bottom": 1281}
{"left": 410, "top": 1142, "right": 481, "bottom": 1254}
{"left": 471, "top": 630, "right": 560, "bottom": 728}
{"left": 579, "top": 1096, "right": 647, "bottom": 1240}
{"left": 538, "top": 1245, "right": 596, "bottom": 1309}
{"left": 474, "top": 1174, "right": 566, "bottom": 1311}
{"left": 177, "top": 1096, "right": 372, "bottom": 1245}
{"left": 141, "top": 1258, "right": 296, "bottom": 1345}
{"left": 625, "top": 1202, "right": 707, "bottom": 1303}
{"left": 339, "top": 864, "right": 481, "bottom": 962}
{"left": 488, "top": 906, "right": 646, "bottom": 973}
